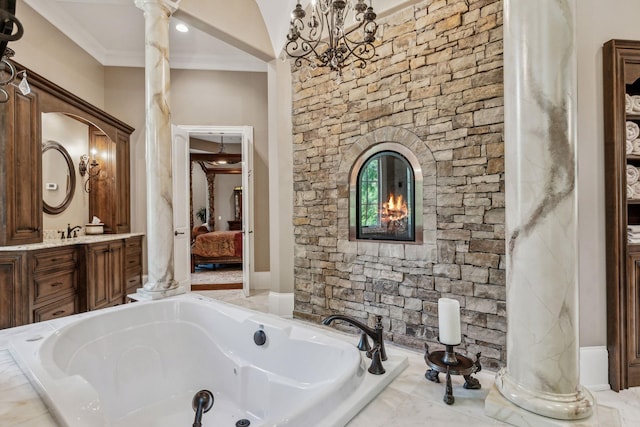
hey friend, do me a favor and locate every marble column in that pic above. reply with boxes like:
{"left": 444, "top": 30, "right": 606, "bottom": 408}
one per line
{"left": 485, "top": 0, "right": 594, "bottom": 424}
{"left": 134, "top": 0, "right": 184, "bottom": 299}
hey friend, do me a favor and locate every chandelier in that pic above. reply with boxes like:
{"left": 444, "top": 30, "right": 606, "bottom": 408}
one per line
{"left": 1, "top": 1, "right": 28, "bottom": 103}
{"left": 285, "top": 0, "right": 379, "bottom": 77}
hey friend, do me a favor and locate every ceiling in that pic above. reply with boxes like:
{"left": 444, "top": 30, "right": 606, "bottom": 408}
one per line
{"left": 22, "top": 0, "right": 280, "bottom": 72}
{"left": 20, "top": 0, "right": 409, "bottom": 73}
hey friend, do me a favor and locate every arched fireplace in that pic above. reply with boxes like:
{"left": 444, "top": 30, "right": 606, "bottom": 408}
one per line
{"left": 349, "top": 142, "right": 423, "bottom": 243}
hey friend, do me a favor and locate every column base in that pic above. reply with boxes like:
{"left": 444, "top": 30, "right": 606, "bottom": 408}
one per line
{"left": 486, "top": 384, "right": 619, "bottom": 426}
{"left": 130, "top": 284, "right": 187, "bottom": 301}
{"left": 489, "top": 369, "right": 595, "bottom": 422}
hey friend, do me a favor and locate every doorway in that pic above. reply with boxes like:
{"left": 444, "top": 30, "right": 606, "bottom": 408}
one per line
{"left": 172, "top": 125, "right": 254, "bottom": 297}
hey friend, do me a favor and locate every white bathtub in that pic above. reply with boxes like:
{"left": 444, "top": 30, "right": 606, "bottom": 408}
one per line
{"left": 10, "top": 294, "right": 407, "bottom": 427}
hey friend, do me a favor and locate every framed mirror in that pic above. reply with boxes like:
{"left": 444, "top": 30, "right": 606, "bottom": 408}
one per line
{"left": 42, "top": 140, "right": 76, "bottom": 214}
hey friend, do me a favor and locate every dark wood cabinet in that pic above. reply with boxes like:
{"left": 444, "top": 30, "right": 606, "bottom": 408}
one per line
{"left": 0, "top": 64, "right": 134, "bottom": 248}
{"left": 0, "top": 85, "right": 42, "bottom": 246}
{"left": 85, "top": 240, "right": 125, "bottom": 310}
{"left": 87, "top": 127, "right": 131, "bottom": 234}
{"left": 0, "top": 253, "right": 27, "bottom": 329}
{"left": 0, "top": 235, "right": 143, "bottom": 330}
{"left": 125, "top": 235, "right": 143, "bottom": 297}
{"left": 115, "top": 131, "right": 131, "bottom": 233}
{"left": 28, "top": 247, "right": 79, "bottom": 324}
{"left": 603, "top": 39, "right": 640, "bottom": 390}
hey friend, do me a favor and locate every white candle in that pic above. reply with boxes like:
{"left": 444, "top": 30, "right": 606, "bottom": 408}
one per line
{"left": 438, "top": 298, "right": 461, "bottom": 345}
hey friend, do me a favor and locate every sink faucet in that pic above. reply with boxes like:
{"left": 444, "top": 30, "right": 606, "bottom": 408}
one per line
{"left": 322, "top": 314, "right": 387, "bottom": 374}
{"left": 66, "top": 224, "right": 81, "bottom": 238}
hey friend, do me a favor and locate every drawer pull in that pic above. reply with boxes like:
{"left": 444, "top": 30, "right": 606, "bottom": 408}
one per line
{"left": 52, "top": 310, "right": 65, "bottom": 316}
{"left": 51, "top": 282, "right": 63, "bottom": 287}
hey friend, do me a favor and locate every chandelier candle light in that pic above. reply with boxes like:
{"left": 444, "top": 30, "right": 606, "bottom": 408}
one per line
{"left": 285, "top": 0, "right": 379, "bottom": 79}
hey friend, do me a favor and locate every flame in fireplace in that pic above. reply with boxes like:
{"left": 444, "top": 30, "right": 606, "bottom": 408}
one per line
{"left": 382, "top": 193, "right": 408, "bottom": 222}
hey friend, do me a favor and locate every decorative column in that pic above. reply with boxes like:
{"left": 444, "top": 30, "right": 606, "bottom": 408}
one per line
{"left": 134, "top": 0, "right": 184, "bottom": 299}
{"left": 485, "top": 0, "right": 595, "bottom": 424}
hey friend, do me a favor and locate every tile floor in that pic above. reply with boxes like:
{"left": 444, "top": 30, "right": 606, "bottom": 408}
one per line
{"left": 194, "top": 289, "right": 640, "bottom": 427}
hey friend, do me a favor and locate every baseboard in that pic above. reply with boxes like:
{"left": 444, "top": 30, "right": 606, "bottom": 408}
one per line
{"left": 580, "top": 346, "right": 610, "bottom": 391}
{"left": 269, "top": 291, "right": 294, "bottom": 318}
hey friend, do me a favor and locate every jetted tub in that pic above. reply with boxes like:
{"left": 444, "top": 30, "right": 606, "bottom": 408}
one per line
{"left": 10, "top": 294, "right": 407, "bottom": 427}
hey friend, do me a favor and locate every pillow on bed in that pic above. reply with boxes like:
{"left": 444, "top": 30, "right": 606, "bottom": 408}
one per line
{"left": 192, "top": 225, "right": 209, "bottom": 240}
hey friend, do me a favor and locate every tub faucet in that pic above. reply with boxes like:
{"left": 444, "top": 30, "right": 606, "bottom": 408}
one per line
{"left": 322, "top": 314, "right": 387, "bottom": 374}
{"left": 66, "top": 224, "right": 81, "bottom": 238}
{"left": 191, "top": 389, "right": 213, "bottom": 427}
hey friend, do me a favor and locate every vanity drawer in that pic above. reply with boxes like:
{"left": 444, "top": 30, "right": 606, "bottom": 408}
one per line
{"left": 126, "top": 274, "right": 141, "bottom": 294}
{"left": 32, "top": 270, "right": 76, "bottom": 304}
{"left": 126, "top": 254, "right": 141, "bottom": 270}
{"left": 33, "top": 295, "right": 77, "bottom": 323}
{"left": 31, "top": 247, "right": 77, "bottom": 273}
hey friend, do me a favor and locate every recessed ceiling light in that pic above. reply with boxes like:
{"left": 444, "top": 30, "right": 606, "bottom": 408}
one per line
{"left": 175, "top": 23, "right": 189, "bottom": 33}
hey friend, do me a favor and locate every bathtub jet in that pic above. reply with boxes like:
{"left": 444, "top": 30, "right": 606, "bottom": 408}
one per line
{"left": 9, "top": 294, "right": 408, "bottom": 427}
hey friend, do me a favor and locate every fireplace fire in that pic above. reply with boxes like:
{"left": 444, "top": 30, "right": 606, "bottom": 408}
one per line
{"left": 353, "top": 149, "right": 416, "bottom": 242}
{"left": 381, "top": 193, "right": 408, "bottom": 233}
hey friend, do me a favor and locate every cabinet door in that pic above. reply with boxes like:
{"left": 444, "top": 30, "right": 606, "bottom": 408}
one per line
{"left": 87, "top": 243, "right": 110, "bottom": 310}
{"left": 115, "top": 131, "right": 131, "bottom": 233}
{"left": 88, "top": 127, "right": 116, "bottom": 233}
{"left": 627, "top": 252, "right": 640, "bottom": 386}
{"left": 0, "top": 86, "right": 42, "bottom": 245}
{"left": 86, "top": 241, "right": 125, "bottom": 310}
{"left": 0, "top": 253, "right": 26, "bottom": 329}
{"left": 109, "top": 241, "right": 125, "bottom": 305}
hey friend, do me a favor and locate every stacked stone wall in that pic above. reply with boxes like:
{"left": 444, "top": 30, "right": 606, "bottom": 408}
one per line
{"left": 291, "top": 0, "right": 505, "bottom": 368}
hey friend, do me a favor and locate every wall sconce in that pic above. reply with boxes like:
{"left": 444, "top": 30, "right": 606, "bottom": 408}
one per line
{"left": 78, "top": 154, "right": 88, "bottom": 176}
{"left": 80, "top": 153, "right": 100, "bottom": 192}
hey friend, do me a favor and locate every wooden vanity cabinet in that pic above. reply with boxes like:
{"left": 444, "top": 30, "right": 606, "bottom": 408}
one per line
{"left": 0, "top": 253, "right": 27, "bottom": 329}
{"left": 0, "top": 235, "right": 144, "bottom": 330}
{"left": 28, "top": 247, "right": 79, "bottom": 323}
{"left": 0, "top": 84, "right": 42, "bottom": 246}
{"left": 125, "top": 235, "right": 143, "bottom": 297}
{"left": 84, "top": 240, "right": 125, "bottom": 310}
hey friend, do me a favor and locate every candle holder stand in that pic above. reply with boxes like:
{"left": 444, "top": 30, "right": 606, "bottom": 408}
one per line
{"left": 424, "top": 342, "right": 482, "bottom": 405}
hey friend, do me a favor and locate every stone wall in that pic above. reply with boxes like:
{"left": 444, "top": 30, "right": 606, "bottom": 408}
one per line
{"left": 291, "top": 0, "right": 505, "bottom": 369}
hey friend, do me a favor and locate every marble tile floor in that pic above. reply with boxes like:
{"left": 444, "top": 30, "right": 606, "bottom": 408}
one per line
{"left": 196, "top": 289, "right": 640, "bottom": 427}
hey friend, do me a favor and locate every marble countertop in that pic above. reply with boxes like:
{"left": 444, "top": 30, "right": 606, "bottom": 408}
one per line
{"left": 0, "top": 296, "right": 631, "bottom": 427}
{"left": 0, "top": 232, "right": 145, "bottom": 251}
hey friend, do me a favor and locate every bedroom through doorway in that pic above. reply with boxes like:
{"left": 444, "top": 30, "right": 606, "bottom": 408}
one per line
{"left": 172, "top": 125, "right": 254, "bottom": 296}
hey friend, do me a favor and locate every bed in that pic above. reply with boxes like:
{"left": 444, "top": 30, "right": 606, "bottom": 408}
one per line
{"left": 191, "top": 230, "right": 243, "bottom": 272}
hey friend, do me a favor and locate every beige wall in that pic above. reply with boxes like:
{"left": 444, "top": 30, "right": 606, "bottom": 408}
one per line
{"left": 576, "top": 0, "right": 640, "bottom": 346}
{"left": 12, "top": 0, "right": 105, "bottom": 109}
{"left": 103, "top": 67, "right": 270, "bottom": 272}
{"left": 268, "top": 59, "right": 294, "bottom": 294}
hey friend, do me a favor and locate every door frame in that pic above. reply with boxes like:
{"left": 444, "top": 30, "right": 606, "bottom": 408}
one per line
{"left": 174, "top": 124, "right": 254, "bottom": 295}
